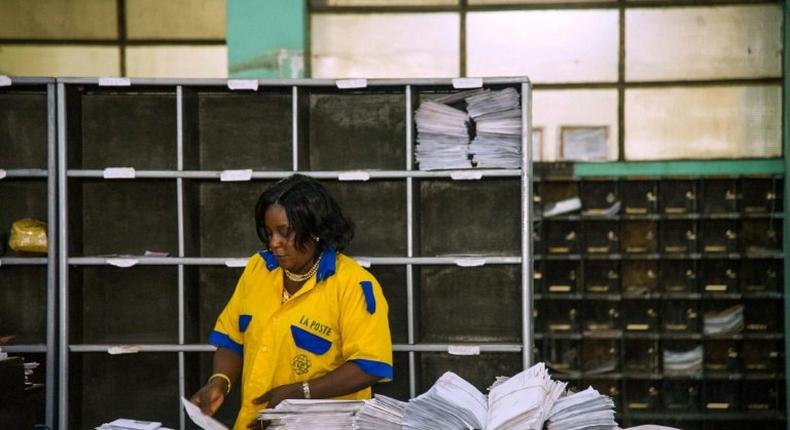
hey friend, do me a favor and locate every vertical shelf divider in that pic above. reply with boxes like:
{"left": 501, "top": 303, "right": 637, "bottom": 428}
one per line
{"left": 521, "top": 81, "right": 534, "bottom": 369}
{"left": 56, "top": 81, "right": 70, "bottom": 430}
{"left": 45, "top": 81, "right": 57, "bottom": 430}
{"left": 405, "top": 84, "right": 417, "bottom": 397}
{"left": 292, "top": 85, "right": 299, "bottom": 171}
{"left": 176, "top": 84, "right": 187, "bottom": 430}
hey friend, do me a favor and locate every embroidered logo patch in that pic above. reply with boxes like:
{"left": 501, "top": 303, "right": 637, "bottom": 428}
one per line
{"left": 292, "top": 353, "right": 311, "bottom": 375}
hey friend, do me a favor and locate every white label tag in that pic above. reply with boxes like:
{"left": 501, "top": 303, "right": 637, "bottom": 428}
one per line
{"left": 103, "top": 167, "right": 136, "bottom": 179}
{"left": 455, "top": 258, "right": 486, "bottom": 267}
{"left": 0, "top": 169, "right": 6, "bottom": 179}
{"left": 450, "top": 171, "right": 483, "bottom": 180}
{"left": 338, "top": 171, "right": 370, "bottom": 181}
{"left": 224, "top": 258, "right": 249, "bottom": 268}
{"left": 0, "top": 75, "right": 11, "bottom": 87}
{"left": 107, "top": 345, "right": 140, "bottom": 355}
{"left": 448, "top": 345, "right": 481, "bottom": 356}
{"left": 98, "top": 77, "right": 131, "bottom": 87}
{"left": 452, "top": 78, "right": 483, "bottom": 89}
{"left": 220, "top": 169, "right": 253, "bottom": 182}
{"left": 106, "top": 258, "right": 139, "bottom": 268}
{"left": 336, "top": 79, "right": 367, "bottom": 89}
{"left": 227, "top": 79, "right": 259, "bottom": 91}
{"left": 355, "top": 258, "right": 371, "bottom": 268}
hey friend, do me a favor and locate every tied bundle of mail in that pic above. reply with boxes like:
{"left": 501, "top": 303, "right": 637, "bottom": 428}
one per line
{"left": 414, "top": 100, "right": 472, "bottom": 170}
{"left": 257, "top": 398, "right": 364, "bottom": 430}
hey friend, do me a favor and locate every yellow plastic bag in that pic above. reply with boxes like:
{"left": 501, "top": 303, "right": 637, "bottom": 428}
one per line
{"left": 8, "top": 218, "right": 48, "bottom": 254}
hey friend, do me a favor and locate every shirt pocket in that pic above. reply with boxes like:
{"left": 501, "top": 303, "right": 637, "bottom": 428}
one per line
{"left": 290, "top": 325, "right": 332, "bottom": 355}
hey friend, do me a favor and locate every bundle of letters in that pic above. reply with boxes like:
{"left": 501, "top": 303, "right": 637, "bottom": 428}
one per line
{"left": 95, "top": 419, "right": 173, "bottom": 430}
{"left": 353, "top": 394, "right": 408, "bottom": 430}
{"left": 546, "top": 387, "right": 618, "bottom": 430}
{"left": 414, "top": 100, "right": 473, "bottom": 170}
{"left": 257, "top": 399, "right": 364, "bottom": 429}
{"left": 414, "top": 88, "right": 523, "bottom": 170}
{"left": 703, "top": 304, "right": 744, "bottom": 335}
{"left": 466, "top": 88, "right": 523, "bottom": 169}
{"left": 663, "top": 345, "right": 703, "bottom": 374}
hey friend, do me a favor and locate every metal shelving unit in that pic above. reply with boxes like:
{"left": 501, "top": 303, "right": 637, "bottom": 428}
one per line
{"left": 0, "top": 77, "right": 58, "bottom": 429}
{"left": 55, "top": 77, "right": 533, "bottom": 429}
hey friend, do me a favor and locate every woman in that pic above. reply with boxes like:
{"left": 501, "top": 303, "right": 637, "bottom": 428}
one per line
{"left": 190, "top": 174, "right": 393, "bottom": 429}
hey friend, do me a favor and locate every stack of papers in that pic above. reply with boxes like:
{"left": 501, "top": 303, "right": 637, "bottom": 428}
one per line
{"left": 402, "top": 371, "right": 488, "bottom": 430}
{"left": 546, "top": 387, "right": 617, "bottom": 430}
{"left": 663, "top": 345, "right": 703, "bottom": 374}
{"left": 414, "top": 101, "right": 472, "bottom": 170}
{"left": 353, "top": 394, "right": 407, "bottom": 430}
{"left": 257, "top": 399, "right": 364, "bottom": 429}
{"left": 96, "top": 419, "right": 172, "bottom": 430}
{"left": 703, "top": 304, "right": 744, "bottom": 335}
{"left": 487, "top": 362, "right": 566, "bottom": 430}
{"left": 466, "top": 88, "right": 522, "bottom": 169}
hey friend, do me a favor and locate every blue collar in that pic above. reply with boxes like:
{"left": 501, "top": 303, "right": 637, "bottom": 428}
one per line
{"left": 258, "top": 247, "right": 337, "bottom": 283}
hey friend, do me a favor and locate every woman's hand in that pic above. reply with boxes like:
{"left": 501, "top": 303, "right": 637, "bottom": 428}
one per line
{"left": 189, "top": 379, "right": 227, "bottom": 416}
{"left": 247, "top": 383, "right": 303, "bottom": 429}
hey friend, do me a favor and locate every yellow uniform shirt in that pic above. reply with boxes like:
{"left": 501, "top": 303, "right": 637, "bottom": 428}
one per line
{"left": 209, "top": 248, "right": 393, "bottom": 429}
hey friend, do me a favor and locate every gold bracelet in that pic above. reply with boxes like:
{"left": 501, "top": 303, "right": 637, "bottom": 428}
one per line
{"left": 302, "top": 381, "right": 311, "bottom": 399}
{"left": 209, "top": 373, "right": 232, "bottom": 395}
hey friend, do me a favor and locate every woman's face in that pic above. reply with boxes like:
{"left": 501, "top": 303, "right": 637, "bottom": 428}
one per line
{"left": 264, "top": 203, "right": 318, "bottom": 273}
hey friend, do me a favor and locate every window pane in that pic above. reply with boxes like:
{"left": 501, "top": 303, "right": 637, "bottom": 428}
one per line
{"left": 626, "top": 5, "right": 782, "bottom": 81}
{"left": 312, "top": 0, "right": 458, "bottom": 6}
{"left": 126, "top": 0, "right": 226, "bottom": 40}
{"left": 0, "top": 0, "right": 117, "bottom": 39}
{"left": 533, "top": 89, "right": 619, "bottom": 161}
{"left": 625, "top": 86, "right": 781, "bottom": 160}
{"left": 0, "top": 45, "right": 119, "bottom": 76}
{"left": 467, "top": 11, "right": 618, "bottom": 83}
{"left": 311, "top": 13, "right": 459, "bottom": 78}
{"left": 125, "top": 46, "right": 228, "bottom": 78}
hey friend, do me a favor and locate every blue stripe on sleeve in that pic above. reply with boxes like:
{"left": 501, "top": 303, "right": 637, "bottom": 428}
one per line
{"left": 208, "top": 330, "right": 243, "bottom": 356}
{"left": 352, "top": 359, "right": 393, "bottom": 380}
{"left": 360, "top": 281, "right": 376, "bottom": 314}
{"left": 239, "top": 315, "right": 252, "bottom": 332}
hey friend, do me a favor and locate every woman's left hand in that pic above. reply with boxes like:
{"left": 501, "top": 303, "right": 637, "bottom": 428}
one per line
{"left": 248, "top": 383, "right": 303, "bottom": 429}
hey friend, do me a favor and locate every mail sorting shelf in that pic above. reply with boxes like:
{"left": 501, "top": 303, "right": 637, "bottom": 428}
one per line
{"left": 531, "top": 175, "right": 786, "bottom": 430}
{"left": 0, "top": 77, "right": 58, "bottom": 429}
{"left": 57, "top": 77, "right": 533, "bottom": 429}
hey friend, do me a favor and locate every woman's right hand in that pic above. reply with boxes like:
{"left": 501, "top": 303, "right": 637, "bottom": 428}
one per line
{"left": 190, "top": 379, "right": 227, "bottom": 416}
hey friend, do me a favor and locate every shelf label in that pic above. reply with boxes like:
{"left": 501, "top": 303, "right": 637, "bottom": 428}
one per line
{"left": 227, "top": 79, "right": 259, "bottom": 91}
{"left": 106, "top": 258, "right": 139, "bottom": 268}
{"left": 103, "top": 167, "right": 136, "bottom": 179}
{"left": 338, "top": 171, "right": 370, "bottom": 181}
{"left": 98, "top": 77, "right": 131, "bottom": 87}
{"left": 448, "top": 345, "right": 480, "bottom": 356}
{"left": 450, "top": 171, "right": 483, "bottom": 180}
{"left": 0, "top": 75, "right": 11, "bottom": 87}
{"left": 355, "top": 258, "right": 371, "bottom": 268}
{"left": 220, "top": 169, "right": 253, "bottom": 182}
{"left": 454, "top": 257, "right": 486, "bottom": 267}
{"left": 224, "top": 258, "right": 249, "bottom": 268}
{"left": 108, "top": 345, "right": 140, "bottom": 355}
{"left": 452, "top": 78, "right": 483, "bottom": 89}
{"left": 336, "top": 79, "right": 367, "bottom": 89}
{"left": 0, "top": 169, "right": 6, "bottom": 179}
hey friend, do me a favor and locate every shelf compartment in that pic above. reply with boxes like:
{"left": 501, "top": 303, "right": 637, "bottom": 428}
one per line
{"left": 70, "top": 266, "right": 179, "bottom": 344}
{"left": 418, "top": 179, "right": 520, "bottom": 256}
{"left": 535, "top": 299, "right": 580, "bottom": 334}
{"left": 660, "top": 220, "right": 697, "bottom": 254}
{"left": 660, "top": 259, "right": 698, "bottom": 293}
{"left": 621, "top": 221, "right": 658, "bottom": 254}
{"left": 662, "top": 379, "right": 701, "bottom": 413}
{"left": 0, "top": 88, "right": 48, "bottom": 169}
{"left": 184, "top": 87, "right": 293, "bottom": 171}
{"left": 700, "top": 259, "right": 739, "bottom": 294}
{"left": 0, "top": 178, "right": 48, "bottom": 257}
{"left": 583, "top": 260, "right": 619, "bottom": 294}
{"left": 543, "top": 260, "right": 579, "bottom": 295}
{"left": 621, "top": 260, "right": 658, "bottom": 295}
{"left": 624, "top": 339, "right": 659, "bottom": 373}
{"left": 741, "top": 177, "right": 783, "bottom": 214}
{"left": 623, "top": 299, "right": 659, "bottom": 333}
{"left": 582, "top": 220, "right": 618, "bottom": 254}
{"left": 622, "top": 180, "right": 658, "bottom": 215}
{"left": 69, "top": 352, "right": 180, "bottom": 429}
{"left": 661, "top": 300, "right": 700, "bottom": 334}
{"left": 700, "top": 220, "right": 738, "bottom": 254}
{"left": 742, "top": 219, "right": 782, "bottom": 253}
{"left": 581, "top": 338, "right": 619, "bottom": 375}
{"left": 417, "top": 265, "right": 521, "bottom": 343}
{"left": 68, "top": 179, "right": 178, "bottom": 257}
{"left": 701, "top": 179, "right": 738, "bottom": 214}
{"left": 579, "top": 179, "right": 618, "bottom": 215}
{"left": 742, "top": 339, "right": 782, "bottom": 374}
{"left": 582, "top": 300, "right": 621, "bottom": 334}
{"left": 304, "top": 87, "right": 406, "bottom": 171}
{"left": 0, "top": 266, "right": 47, "bottom": 344}
{"left": 368, "top": 265, "right": 408, "bottom": 344}
{"left": 740, "top": 259, "right": 782, "bottom": 293}
{"left": 67, "top": 86, "right": 177, "bottom": 170}
{"left": 660, "top": 179, "right": 696, "bottom": 214}
{"left": 417, "top": 351, "right": 522, "bottom": 394}
{"left": 536, "top": 338, "right": 580, "bottom": 374}
{"left": 626, "top": 379, "right": 662, "bottom": 411}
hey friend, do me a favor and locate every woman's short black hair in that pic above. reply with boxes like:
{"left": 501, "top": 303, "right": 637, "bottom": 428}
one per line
{"left": 255, "top": 174, "right": 354, "bottom": 252}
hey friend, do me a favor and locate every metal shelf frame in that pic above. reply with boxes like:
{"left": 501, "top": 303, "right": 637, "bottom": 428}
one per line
{"left": 55, "top": 77, "right": 534, "bottom": 430}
